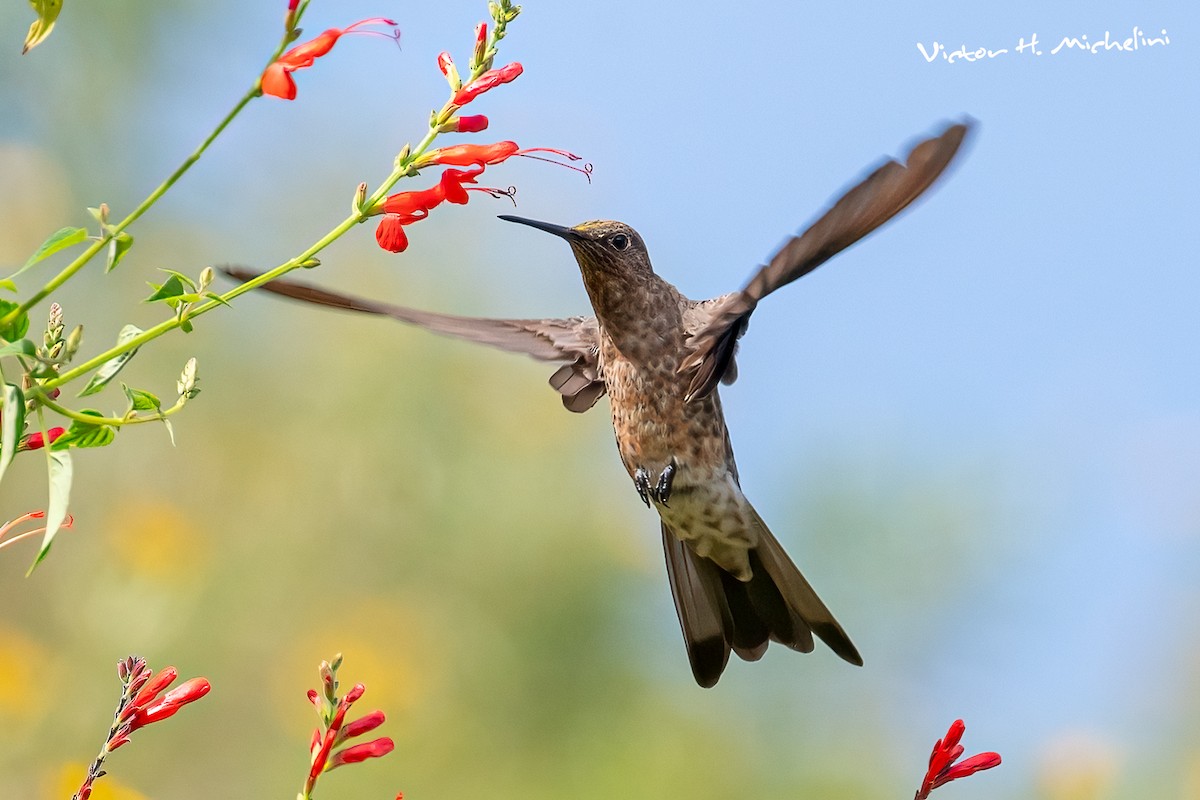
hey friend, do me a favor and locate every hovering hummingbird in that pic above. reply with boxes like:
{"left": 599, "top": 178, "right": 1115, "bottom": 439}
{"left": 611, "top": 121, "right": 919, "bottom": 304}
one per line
{"left": 227, "top": 121, "right": 970, "bottom": 687}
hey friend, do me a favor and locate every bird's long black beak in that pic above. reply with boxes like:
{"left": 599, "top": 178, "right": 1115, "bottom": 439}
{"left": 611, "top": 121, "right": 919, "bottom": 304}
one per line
{"left": 498, "top": 215, "right": 580, "bottom": 241}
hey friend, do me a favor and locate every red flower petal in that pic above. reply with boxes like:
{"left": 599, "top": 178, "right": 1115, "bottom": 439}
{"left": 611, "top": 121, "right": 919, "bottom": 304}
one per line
{"left": 375, "top": 216, "right": 410, "bottom": 253}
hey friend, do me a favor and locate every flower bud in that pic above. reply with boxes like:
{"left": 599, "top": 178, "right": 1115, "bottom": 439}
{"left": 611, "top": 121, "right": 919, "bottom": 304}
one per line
{"left": 64, "top": 324, "right": 83, "bottom": 360}
{"left": 437, "top": 51, "right": 462, "bottom": 90}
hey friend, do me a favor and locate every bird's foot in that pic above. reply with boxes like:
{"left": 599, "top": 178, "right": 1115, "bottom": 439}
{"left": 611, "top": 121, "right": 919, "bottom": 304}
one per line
{"left": 634, "top": 467, "right": 653, "bottom": 508}
{"left": 633, "top": 459, "right": 677, "bottom": 508}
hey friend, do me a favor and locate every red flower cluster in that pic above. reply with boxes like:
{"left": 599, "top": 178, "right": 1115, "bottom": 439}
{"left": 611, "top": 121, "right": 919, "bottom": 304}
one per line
{"left": 262, "top": 18, "right": 398, "bottom": 100}
{"left": 368, "top": 140, "right": 590, "bottom": 253}
{"left": 74, "top": 657, "right": 211, "bottom": 800}
{"left": 915, "top": 719, "right": 1002, "bottom": 800}
{"left": 111, "top": 661, "right": 211, "bottom": 749}
{"left": 303, "top": 659, "right": 394, "bottom": 798}
{"left": 368, "top": 141, "right": 524, "bottom": 253}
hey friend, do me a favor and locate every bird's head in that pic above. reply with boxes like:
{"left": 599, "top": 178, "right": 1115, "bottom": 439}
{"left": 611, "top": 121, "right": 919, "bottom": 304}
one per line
{"left": 499, "top": 216, "right": 654, "bottom": 283}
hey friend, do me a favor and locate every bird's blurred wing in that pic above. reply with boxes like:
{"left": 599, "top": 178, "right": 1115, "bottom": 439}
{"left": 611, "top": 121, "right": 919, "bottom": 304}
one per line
{"left": 222, "top": 267, "right": 606, "bottom": 412}
{"left": 679, "top": 121, "right": 972, "bottom": 402}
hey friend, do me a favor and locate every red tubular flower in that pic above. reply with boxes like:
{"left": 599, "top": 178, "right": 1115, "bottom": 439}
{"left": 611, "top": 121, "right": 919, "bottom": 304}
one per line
{"left": 339, "top": 709, "right": 386, "bottom": 741}
{"left": 130, "top": 678, "right": 211, "bottom": 731}
{"left": 452, "top": 62, "right": 523, "bottom": 106}
{"left": 452, "top": 114, "right": 489, "bottom": 133}
{"left": 127, "top": 667, "right": 178, "bottom": 717}
{"left": 916, "top": 720, "right": 1001, "bottom": 800}
{"left": 18, "top": 427, "right": 65, "bottom": 451}
{"left": 262, "top": 18, "right": 398, "bottom": 100}
{"left": 329, "top": 737, "right": 394, "bottom": 768}
{"left": 421, "top": 140, "right": 520, "bottom": 168}
{"left": 371, "top": 166, "right": 497, "bottom": 252}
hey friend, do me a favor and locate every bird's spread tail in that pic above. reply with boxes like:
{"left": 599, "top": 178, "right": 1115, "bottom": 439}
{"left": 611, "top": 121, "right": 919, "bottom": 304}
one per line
{"left": 661, "top": 507, "right": 860, "bottom": 687}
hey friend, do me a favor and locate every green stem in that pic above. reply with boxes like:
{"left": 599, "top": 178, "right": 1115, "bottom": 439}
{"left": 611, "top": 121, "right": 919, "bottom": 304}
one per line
{"left": 33, "top": 394, "right": 184, "bottom": 428}
{"left": 0, "top": 9, "right": 311, "bottom": 332}
{"left": 38, "top": 7, "right": 517, "bottom": 393}
{"left": 3, "top": 89, "right": 259, "bottom": 328}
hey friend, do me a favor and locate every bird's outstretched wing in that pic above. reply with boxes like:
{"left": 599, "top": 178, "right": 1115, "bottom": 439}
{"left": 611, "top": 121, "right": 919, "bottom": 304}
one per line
{"left": 221, "top": 267, "right": 606, "bottom": 413}
{"left": 679, "top": 121, "right": 972, "bottom": 402}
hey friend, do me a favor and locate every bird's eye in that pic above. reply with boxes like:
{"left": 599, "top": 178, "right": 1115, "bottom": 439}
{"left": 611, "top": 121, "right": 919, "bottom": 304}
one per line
{"left": 611, "top": 234, "right": 629, "bottom": 250}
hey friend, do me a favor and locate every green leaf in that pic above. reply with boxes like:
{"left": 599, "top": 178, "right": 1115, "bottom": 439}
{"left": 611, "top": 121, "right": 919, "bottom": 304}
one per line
{"left": 0, "top": 383, "right": 25, "bottom": 486}
{"left": 204, "top": 291, "right": 233, "bottom": 308}
{"left": 53, "top": 409, "right": 115, "bottom": 449}
{"left": 159, "top": 269, "right": 198, "bottom": 291}
{"left": 0, "top": 339, "right": 36, "bottom": 359}
{"left": 0, "top": 279, "right": 16, "bottom": 293}
{"left": 105, "top": 231, "right": 134, "bottom": 273}
{"left": 12, "top": 226, "right": 86, "bottom": 278}
{"left": 144, "top": 274, "right": 188, "bottom": 303}
{"left": 121, "top": 383, "right": 161, "bottom": 412}
{"left": 78, "top": 324, "right": 143, "bottom": 397}
{"left": 28, "top": 448, "right": 71, "bottom": 574}
{"left": 22, "top": 0, "right": 63, "bottom": 54}
{"left": 0, "top": 300, "right": 31, "bottom": 342}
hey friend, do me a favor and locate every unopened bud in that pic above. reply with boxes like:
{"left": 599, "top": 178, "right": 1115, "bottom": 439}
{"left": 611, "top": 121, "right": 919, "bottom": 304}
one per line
{"left": 470, "top": 22, "right": 488, "bottom": 71}
{"left": 198, "top": 267, "right": 214, "bottom": 292}
{"left": 394, "top": 143, "right": 412, "bottom": 170}
{"left": 177, "top": 357, "right": 198, "bottom": 399}
{"left": 64, "top": 325, "right": 83, "bottom": 360}
{"left": 437, "top": 51, "right": 462, "bottom": 91}
{"left": 352, "top": 182, "right": 368, "bottom": 215}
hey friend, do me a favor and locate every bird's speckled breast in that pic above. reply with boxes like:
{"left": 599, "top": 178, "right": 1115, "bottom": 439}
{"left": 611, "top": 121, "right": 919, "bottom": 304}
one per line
{"left": 599, "top": 314, "right": 757, "bottom": 579}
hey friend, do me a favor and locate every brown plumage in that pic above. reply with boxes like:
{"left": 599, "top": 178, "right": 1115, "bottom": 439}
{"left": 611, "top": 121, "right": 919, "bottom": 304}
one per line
{"left": 224, "top": 120, "right": 971, "bottom": 687}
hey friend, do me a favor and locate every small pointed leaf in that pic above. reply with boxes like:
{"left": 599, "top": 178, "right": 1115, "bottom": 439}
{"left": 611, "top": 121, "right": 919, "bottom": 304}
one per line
{"left": 121, "top": 383, "right": 161, "bottom": 412}
{"left": 78, "top": 324, "right": 143, "bottom": 396}
{"left": 0, "top": 300, "right": 31, "bottom": 341}
{"left": 105, "top": 231, "right": 134, "bottom": 273}
{"left": 13, "top": 226, "right": 86, "bottom": 278}
{"left": 0, "top": 383, "right": 25, "bottom": 485}
{"left": 0, "top": 339, "right": 36, "bottom": 359}
{"left": 22, "top": 0, "right": 63, "bottom": 54}
{"left": 28, "top": 448, "right": 71, "bottom": 574}
{"left": 144, "top": 275, "right": 188, "bottom": 303}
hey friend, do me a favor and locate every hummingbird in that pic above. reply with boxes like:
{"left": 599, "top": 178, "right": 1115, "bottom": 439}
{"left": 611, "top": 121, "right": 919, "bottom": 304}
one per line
{"left": 227, "top": 121, "right": 970, "bottom": 687}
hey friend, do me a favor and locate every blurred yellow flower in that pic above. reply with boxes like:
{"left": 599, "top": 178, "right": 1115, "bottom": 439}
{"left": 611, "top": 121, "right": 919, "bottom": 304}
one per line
{"left": 1035, "top": 730, "right": 1121, "bottom": 800}
{"left": 0, "top": 626, "right": 49, "bottom": 721}
{"left": 106, "top": 501, "right": 208, "bottom": 581}
{"left": 45, "top": 763, "right": 148, "bottom": 800}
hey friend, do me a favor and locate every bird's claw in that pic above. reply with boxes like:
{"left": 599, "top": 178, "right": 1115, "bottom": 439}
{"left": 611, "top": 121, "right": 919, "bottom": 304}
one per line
{"left": 634, "top": 467, "right": 652, "bottom": 508}
{"left": 654, "top": 459, "right": 676, "bottom": 507}
{"left": 634, "top": 459, "right": 676, "bottom": 508}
